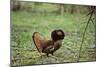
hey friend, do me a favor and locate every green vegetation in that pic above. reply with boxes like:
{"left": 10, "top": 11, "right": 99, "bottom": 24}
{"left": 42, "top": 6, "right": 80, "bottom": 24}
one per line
{"left": 11, "top": 2, "right": 96, "bottom": 66}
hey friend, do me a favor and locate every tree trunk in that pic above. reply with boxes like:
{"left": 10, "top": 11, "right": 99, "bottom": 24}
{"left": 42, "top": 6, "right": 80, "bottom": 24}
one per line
{"left": 59, "top": 4, "right": 64, "bottom": 16}
{"left": 11, "top": 1, "right": 21, "bottom": 11}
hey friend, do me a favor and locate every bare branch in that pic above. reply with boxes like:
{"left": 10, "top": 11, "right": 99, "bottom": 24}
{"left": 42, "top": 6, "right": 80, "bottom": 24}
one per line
{"left": 77, "top": 7, "right": 95, "bottom": 62}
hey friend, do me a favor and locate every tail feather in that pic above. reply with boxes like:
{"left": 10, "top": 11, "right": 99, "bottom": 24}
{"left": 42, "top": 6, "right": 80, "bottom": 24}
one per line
{"left": 32, "top": 32, "right": 45, "bottom": 53}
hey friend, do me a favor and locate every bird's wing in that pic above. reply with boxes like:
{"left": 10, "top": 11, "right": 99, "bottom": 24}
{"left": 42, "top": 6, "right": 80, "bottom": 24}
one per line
{"left": 32, "top": 32, "right": 46, "bottom": 53}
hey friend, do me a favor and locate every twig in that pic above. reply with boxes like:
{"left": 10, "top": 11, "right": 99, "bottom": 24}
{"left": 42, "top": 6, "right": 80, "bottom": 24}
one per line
{"left": 90, "top": 19, "right": 96, "bottom": 28}
{"left": 77, "top": 8, "right": 94, "bottom": 62}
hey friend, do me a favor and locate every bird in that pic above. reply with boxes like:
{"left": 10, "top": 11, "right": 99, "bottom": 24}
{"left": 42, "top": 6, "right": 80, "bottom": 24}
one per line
{"left": 32, "top": 29, "right": 65, "bottom": 56}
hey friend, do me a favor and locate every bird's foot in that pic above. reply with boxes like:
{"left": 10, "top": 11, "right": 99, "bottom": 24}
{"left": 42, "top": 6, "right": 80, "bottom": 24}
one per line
{"left": 51, "top": 52, "right": 54, "bottom": 55}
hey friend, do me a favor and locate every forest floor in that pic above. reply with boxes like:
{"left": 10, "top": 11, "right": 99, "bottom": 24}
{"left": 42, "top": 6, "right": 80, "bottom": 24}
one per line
{"left": 11, "top": 11, "right": 96, "bottom": 66}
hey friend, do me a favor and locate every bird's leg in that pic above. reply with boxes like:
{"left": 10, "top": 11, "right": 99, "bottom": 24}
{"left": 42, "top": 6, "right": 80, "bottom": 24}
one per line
{"left": 46, "top": 53, "right": 49, "bottom": 57}
{"left": 51, "top": 52, "right": 54, "bottom": 55}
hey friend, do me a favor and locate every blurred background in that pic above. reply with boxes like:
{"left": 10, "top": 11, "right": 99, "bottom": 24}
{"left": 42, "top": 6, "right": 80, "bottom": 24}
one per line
{"left": 11, "top": 1, "right": 96, "bottom": 66}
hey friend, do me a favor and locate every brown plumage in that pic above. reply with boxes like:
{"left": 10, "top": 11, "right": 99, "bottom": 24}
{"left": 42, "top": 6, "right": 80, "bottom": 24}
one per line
{"left": 32, "top": 29, "right": 65, "bottom": 56}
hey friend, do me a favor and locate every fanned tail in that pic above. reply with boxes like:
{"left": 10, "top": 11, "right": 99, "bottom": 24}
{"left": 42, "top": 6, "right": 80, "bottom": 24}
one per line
{"left": 32, "top": 32, "right": 45, "bottom": 53}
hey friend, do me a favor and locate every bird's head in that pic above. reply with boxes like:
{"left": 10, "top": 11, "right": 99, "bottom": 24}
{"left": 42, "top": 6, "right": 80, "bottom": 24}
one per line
{"left": 51, "top": 29, "right": 65, "bottom": 42}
